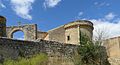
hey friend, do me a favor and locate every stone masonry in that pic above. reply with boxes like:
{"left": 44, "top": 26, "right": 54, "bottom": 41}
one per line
{"left": 6, "top": 24, "right": 37, "bottom": 40}
{"left": 0, "top": 38, "right": 77, "bottom": 65}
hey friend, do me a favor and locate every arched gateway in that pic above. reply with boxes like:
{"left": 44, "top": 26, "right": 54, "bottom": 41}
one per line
{"left": 6, "top": 24, "right": 37, "bottom": 40}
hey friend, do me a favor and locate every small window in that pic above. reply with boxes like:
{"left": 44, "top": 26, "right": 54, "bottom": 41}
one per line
{"left": 67, "top": 36, "right": 70, "bottom": 41}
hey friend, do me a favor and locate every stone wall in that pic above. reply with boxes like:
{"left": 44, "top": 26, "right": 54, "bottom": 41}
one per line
{"left": 47, "top": 25, "right": 65, "bottom": 43}
{"left": 108, "top": 57, "right": 120, "bottom": 65}
{"left": 64, "top": 20, "right": 93, "bottom": 43}
{"left": 65, "top": 26, "right": 79, "bottom": 44}
{"left": 103, "top": 37, "right": 120, "bottom": 65}
{"left": 6, "top": 24, "right": 37, "bottom": 40}
{"left": 103, "top": 37, "right": 120, "bottom": 58}
{"left": 0, "top": 38, "right": 77, "bottom": 65}
{"left": 37, "top": 31, "right": 48, "bottom": 39}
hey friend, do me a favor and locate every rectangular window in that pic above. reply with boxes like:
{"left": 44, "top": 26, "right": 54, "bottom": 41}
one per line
{"left": 67, "top": 36, "right": 70, "bottom": 41}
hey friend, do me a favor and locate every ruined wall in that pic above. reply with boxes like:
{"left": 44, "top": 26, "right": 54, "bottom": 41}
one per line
{"left": 103, "top": 37, "right": 120, "bottom": 65}
{"left": 6, "top": 24, "right": 37, "bottom": 40}
{"left": 47, "top": 26, "right": 65, "bottom": 43}
{"left": 0, "top": 38, "right": 77, "bottom": 65}
{"left": 37, "top": 31, "right": 48, "bottom": 39}
{"left": 104, "top": 37, "right": 120, "bottom": 58}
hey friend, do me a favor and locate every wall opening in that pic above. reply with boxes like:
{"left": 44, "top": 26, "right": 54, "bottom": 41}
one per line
{"left": 12, "top": 31, "right": 24, "bottom": 40}
{"left": 67, "top": 36, "right": 70, "bottom": 41}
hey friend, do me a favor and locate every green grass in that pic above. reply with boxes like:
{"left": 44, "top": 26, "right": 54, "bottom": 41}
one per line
{"left": 1, "top": 53, "right": 48, "bottom": 65}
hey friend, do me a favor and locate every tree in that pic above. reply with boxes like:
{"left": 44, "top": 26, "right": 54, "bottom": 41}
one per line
{"left": 93, "top": 26, "right": 110, "bottom": 46}
{"left": 74, "top": 31, "right": 110, "bottom": 65}
{"left": 93, "top": 27, "right": 112, "bottom": 58}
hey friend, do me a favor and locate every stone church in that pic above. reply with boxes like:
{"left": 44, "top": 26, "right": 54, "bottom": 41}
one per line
{"left": 0, "top": 16, "right": 120, "bottom": 65}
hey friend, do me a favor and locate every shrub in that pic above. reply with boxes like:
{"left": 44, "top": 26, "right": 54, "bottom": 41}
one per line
{"left": 1, "top": 53, "right": 48, "bottom": 65}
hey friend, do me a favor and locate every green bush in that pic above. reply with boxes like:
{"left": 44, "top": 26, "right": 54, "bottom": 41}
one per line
{"left": 74, "top": 31, "right": 110, "bottom": 65}
{"left": 1, "top": 53, "right": 48, "bottom": 65}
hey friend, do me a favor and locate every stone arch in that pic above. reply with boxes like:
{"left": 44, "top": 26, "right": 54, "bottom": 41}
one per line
{"left": 9, "top": 28, "right": 25, "bottom": 39}
{"left": 6, "top": 24, "right": 37, "bottom": 40}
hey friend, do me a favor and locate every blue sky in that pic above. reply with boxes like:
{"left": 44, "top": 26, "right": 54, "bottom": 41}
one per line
{"left": 0, "top": 0, "right": 120, "bottom": 39}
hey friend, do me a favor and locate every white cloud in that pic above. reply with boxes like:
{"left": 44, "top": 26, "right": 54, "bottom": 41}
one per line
{"left": 75, "top": 11, "right": 84, "bottom": 20}
{"left": 78, "top": 12, "right": 83, "bottom": 16}
{"left": 94, "top": 2, "right": 98, "bottom": 5}
{"left": 94, "top": 2, "right": 110, "bottom": 7}
{"left": 0, "top": 3, "right": 6, "bottom": 8}
{"left": 43, "top": 0, "right": 61, "bottom": 8}
{"left": 105, "top": 12, "right": 116, "bottom": 20}
{"left": 10, "top": 0, "right": 35, "bottom": 20}
{"left": 88, "top": 13, "right": 120, "bottom": 39}
{"left": 0, "top": 0, "right": 6, "bottom": 8}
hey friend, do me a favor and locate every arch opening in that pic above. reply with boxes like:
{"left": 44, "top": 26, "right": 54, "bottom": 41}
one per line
{"left": 12, "top": 30, "right": 25, "bottom": 40}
